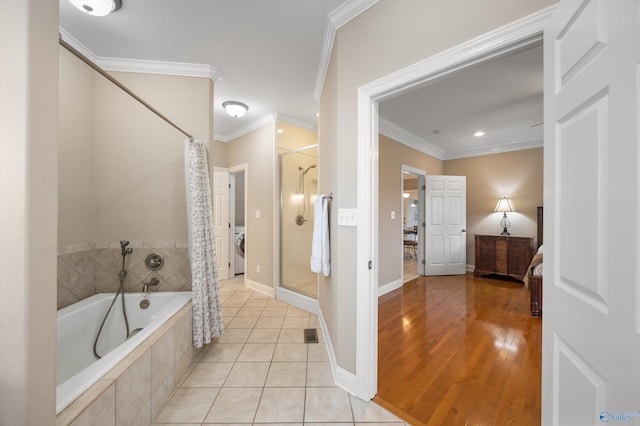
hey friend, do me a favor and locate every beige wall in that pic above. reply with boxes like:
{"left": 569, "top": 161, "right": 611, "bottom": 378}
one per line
{"left": 378, "top": 134, "right": 443, "bottom": 287}
{"left": 444, "top": 148, "right": 544, "bottom": 265}
{"left": 319, "top": 0, "right": 556, "bottom": 374}
{"left": 59, "top": 47, "right": 96, "bottom": 246}
{"left": 94, "top": 71, "right": 212, "bottom": 242}
{"left": 227, "top": 124, "right": 276, "bottom": 288}
{"left": 211, "top": 139, "right": 228, "bottom": 168}
{"left": 0, "top": 0, "right": 58, "bottom": 423}
{"left": 276, "top": 121, "right": 317, "bottom": 151}
{"left": 58, "top": 54, "right": 215, "bottom": 244}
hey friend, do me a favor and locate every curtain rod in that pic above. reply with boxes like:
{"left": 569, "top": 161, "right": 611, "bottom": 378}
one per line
{"left": 59, "top": 35, "right": 194, "bottom": 140}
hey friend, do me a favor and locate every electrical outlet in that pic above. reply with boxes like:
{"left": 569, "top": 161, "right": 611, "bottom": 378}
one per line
{"left": 256, "top": 264, "right": 261, "bottom": 273}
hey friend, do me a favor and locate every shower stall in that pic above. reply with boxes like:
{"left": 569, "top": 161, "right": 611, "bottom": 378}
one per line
{"left": 279, "top": 145, "right": 318, "bottom": 298}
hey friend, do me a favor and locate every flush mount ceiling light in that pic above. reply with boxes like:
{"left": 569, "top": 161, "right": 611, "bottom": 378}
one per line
{"left": 223, "top": 101, "right": 249, "bottom": 118}
{"left": 474, "top": 130, "right": 485, "bottom": 137}
{"left": 69, "top": 0, "right": 121, "bottom": 16}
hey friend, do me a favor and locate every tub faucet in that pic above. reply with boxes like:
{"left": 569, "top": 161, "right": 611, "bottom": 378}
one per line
{"left": 142, "top": 277, "right": 160, "bottom": 292}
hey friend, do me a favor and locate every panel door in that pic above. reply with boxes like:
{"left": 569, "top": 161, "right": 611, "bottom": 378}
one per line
{"left": 424, "top": 175, "right": 466, "bottom": 275}
{"left": 213, "top": 170, "right": 230, "bottom": 280}
{"left": 543, "top": 1, "right": 640, "bottom": 424}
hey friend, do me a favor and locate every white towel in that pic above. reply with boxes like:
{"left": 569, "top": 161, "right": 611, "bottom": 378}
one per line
{"left": 310, "top": 194, "right": 330, "bottom": 276}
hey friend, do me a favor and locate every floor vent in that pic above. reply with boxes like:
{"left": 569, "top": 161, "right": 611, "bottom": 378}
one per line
{"left": 304, "top": 328, "right": 319, "bottom": 344}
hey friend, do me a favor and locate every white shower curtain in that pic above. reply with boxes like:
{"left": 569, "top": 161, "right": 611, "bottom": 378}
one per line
{"left": 185, "top": 139, "right": 224, "bottom": 347}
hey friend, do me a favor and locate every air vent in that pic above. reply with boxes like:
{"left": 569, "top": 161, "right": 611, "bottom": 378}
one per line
{"left": 304, "top": 328, "right": 319, "bottom": 344}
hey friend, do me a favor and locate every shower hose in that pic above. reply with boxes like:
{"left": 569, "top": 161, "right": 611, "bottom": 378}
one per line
{"left": 93, "top": 242, "right": 132, "bottom": 359}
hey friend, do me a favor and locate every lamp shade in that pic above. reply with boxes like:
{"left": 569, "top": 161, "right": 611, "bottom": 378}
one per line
{"left": 223, "top": 101, "right": 249, "bottom": 118}
{"left": 69, "top": 0, "right": 121, "bottom": 16}
{"left": 494, "top": 197, "right": 514, "bottom": 213}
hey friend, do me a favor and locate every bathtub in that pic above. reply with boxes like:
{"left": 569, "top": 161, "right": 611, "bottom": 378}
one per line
{"left": 56, "top": 291, "right": 192, "bottom": 414}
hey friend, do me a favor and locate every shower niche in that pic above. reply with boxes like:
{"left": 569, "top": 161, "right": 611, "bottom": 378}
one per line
{"left": 279, "top": 145, "right": 318, "bottom": 298}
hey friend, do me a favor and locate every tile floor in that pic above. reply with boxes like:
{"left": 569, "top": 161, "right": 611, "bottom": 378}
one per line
{"left": 153, "top": 276, "right": 407, "bottom": 425}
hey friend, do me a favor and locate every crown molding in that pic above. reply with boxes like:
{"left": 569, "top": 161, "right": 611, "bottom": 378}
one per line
{"left": 379, "top": 118, "right": 445, "bottom": 160}
{"left": 59, "top": 26, "right": 222, "bottom": 81}
{"left": 443, "top": 138, "right": 543, "bottom": 160}
{"left": 59, "top": 27, "right": 99, "bottom": 63}
{"left": 99, "top": 57, "right": 222, "bottom": 81}
{"left": 313, "top": 0, "right": 382, "bottom": 100}
{"left": 223, "top": 113, "right": 278, "bottom": 142}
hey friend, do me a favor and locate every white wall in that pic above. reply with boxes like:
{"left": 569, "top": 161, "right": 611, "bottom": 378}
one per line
{"left": 0, "top": 1, "right": 58, "bottom": 423}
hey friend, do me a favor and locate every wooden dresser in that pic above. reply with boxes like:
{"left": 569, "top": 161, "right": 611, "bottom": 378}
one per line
{"left": 474, "top": 234, "right": 534, "bottom": 281}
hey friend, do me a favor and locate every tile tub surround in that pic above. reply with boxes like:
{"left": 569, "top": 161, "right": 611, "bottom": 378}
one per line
{"left": 57, "top": 241, "right": 191, "bottom": 309}
{"left": 152, "top": 276, "right": 407, "bottom": 425}
{"left": 56, "top": 302, "right": 204, "bottom": 426}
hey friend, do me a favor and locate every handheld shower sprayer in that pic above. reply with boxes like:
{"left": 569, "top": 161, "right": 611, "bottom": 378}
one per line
{"left": 120, "top": 240, "right": 132, "bottom": 255}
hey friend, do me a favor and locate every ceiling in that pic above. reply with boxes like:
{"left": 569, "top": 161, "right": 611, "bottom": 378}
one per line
{"left": 59, "top": 0, "right": 345, "bottom": 140}
{"left": 380, "top": 43, "right": 543, "bottom": 159}
{"left": 60, "top": 1, "right": 542, "bottom": 158}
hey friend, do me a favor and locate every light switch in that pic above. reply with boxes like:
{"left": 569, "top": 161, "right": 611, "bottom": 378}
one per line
{"left": 338, "top": 208, "right": 358, "bottom": 227}
{"left": 391, "top": 211, "right": 396, "bottom": 219}
{"left": 255, "top": 210, "right": 261, "bottom": 219}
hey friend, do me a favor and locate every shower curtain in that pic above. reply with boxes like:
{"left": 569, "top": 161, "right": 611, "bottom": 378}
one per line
{"left": 185, "top": 139, "right": 224, "bottom": 347}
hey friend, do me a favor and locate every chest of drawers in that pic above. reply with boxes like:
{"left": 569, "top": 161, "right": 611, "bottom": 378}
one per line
{"left": 474, "top": 234, "right": 533, "bottom": 281}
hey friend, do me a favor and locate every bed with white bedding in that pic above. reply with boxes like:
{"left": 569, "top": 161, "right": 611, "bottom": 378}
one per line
{"left": 524, "top": 206, "right": 543, "bottom": 317}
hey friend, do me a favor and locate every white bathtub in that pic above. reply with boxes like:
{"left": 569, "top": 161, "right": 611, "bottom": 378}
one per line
{"left": 56, "top": 291, "right": 192, "bottom": 414}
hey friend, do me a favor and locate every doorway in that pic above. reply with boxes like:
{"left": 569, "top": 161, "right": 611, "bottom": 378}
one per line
{"left": 229, "top": 163, "right": 248, "bottom": 284}
{"left": 277, "top": 144, "right": 319, "bottom": 312}
{"left": 401, "top": 166, "right": 426, "bottom": 283}
{"left": 352, "top": 9, "right": 551, "bottom": 402}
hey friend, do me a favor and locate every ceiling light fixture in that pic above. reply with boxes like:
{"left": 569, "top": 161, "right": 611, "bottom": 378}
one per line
{"left": 474, "top": 130, "right": 485, "bottom": 137}
{"left": 222, "top": 101, "right": 249, "bottom": 118}
{"left": 69, "top": 0, "right": 121, "bottom": 16}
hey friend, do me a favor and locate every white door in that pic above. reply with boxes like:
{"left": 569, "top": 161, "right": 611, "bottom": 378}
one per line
{"left": 543, "top": 1, "right": 640, "bottom": 425}
{"left": 424, "top": 175, "right": 466, "bottom": 275}
{"left": 213, "top": 170, "right": 230, "bottom": 280}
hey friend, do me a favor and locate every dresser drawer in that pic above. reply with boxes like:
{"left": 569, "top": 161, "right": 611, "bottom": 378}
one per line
{"left": 508, "top": 239, "right": 527, "bottom": 252}
{"left": 478, "top": 237, "right": 495, "bottom": 250}
{"left": 508, "top": 260, "right": 527, "bottom": 276}
{"left": 477, "top": 257, "right": 496, "bottom": 270}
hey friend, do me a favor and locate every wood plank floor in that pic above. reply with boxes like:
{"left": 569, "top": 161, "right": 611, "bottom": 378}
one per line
{"left": 375, "top": 274, "right": 542, "bottom": 426}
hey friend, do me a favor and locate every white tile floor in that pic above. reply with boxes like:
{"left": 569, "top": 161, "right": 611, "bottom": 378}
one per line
{"left": 153, "top": 276, "right": 407, "bottom": 425}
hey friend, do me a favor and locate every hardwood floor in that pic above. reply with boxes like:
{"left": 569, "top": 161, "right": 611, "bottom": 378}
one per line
{"left": 375, "top": 274, "right": 541, "bottom": 426}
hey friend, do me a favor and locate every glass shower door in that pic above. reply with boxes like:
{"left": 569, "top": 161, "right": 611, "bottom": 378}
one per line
{"left": 279, "top": 145, "right": 318, "bottom": 298}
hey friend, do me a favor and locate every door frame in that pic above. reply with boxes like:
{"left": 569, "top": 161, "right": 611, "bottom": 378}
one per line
{"left": 229, "top": 163, "right": 248, "bottom": 285}
{"left": 353, "top": 6, "right": 556, "bottom": 400}
{"left": 400, "top": 165, "right": 426, "bottom": 278}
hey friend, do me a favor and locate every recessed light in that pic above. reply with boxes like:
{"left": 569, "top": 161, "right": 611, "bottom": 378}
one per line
{"left": 277, "top": 129, "right": 284, "bottom": 134}
{"left": 474, "top": 131, "right": 485, "bottom": 137}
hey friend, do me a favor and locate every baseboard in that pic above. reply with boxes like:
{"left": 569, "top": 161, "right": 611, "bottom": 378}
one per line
{"left": 245, "top": 279, "right": 275, "bottom": 297}
{"left": 378, "top": 278, "right": 403, "bottom": 297}
{"left": 317, "top": 308, "right": 358, "bottom": 396}
{"left": 467, "top": 264, "right": 475, "bottom": 273}
{"left": 275, "top": 286, "right": 319, "bottom": 315}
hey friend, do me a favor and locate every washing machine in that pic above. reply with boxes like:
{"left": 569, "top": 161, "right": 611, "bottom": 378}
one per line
{"left": 234, "top": 226, "right": 245, "bottom": 275}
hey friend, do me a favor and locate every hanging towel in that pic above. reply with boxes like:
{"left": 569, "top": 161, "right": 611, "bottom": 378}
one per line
{"left": 311, "top": 195, "right": 330, "bottom": 276}
{"left": 185, "top": 139, "right": 224, "bottom": 348}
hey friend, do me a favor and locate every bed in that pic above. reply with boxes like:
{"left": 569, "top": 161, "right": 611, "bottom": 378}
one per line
{"left": 523, "top": 206, "right": 543, "bottom": 317}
